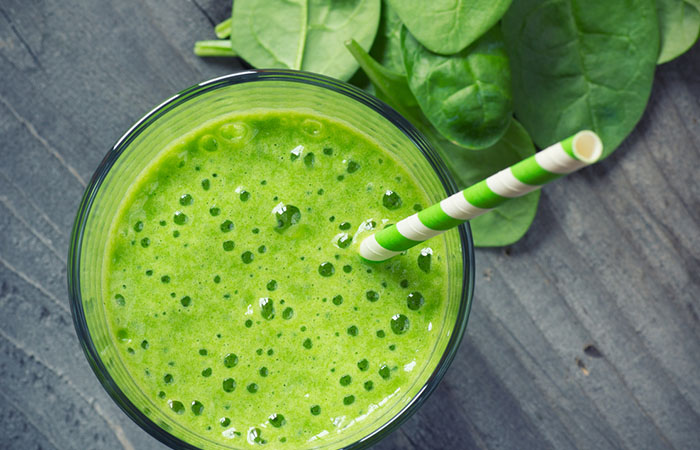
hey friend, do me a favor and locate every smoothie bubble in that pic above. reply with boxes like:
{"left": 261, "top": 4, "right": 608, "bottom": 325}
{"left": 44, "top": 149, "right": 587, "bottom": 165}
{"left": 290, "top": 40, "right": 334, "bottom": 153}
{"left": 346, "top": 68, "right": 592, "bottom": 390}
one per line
{"left": 382, "top": 190, "right": 402, "bottom": 210}
{"left": 343, "top": 265, "right": 352, "bottom": 273}
{"left": 366, "top": 290, "right": 379, "bottom": 302}
{"left": 347, "top": 160, "right": 360, "bottom": 173}
{"left": 259, "top": 367, "right": 269, "bottom": 377}
{"left": 339, "top": 221, "right": 351, "bottom": 230}
{"left": 303, "top": 152, "right": 315, "bottom": 168}
{"left": 140, "top": 237, "right": 150, "bottom": 248}
{"left": 161, "top": 275, "right": 170, "bottom": 283}
{"left": 180, "top": 296, "right": 191, "bottom": 307}
{"left": 223, "top": 353, "right": 239, "bottom": 368}
{"left": 400, "top": 279, "right": 409, "bottom": 288}
{"left": 198, "top": 134, "right": 219, "bottom": 152}
{"left": 220, "top": 417, "right": 231, "bottom": 427}
{"left": 116, "top": 328, "right": 129, "bottom": 342}
{"left": 133, "top": 221, "right": 144, "bottom": 232}
{"left": 220, "top": 220, "right": 234, "bottom": 232}
{"left": 378, "top": 365, "right": 391, "bottom": 379}
{"left": 248, "top": 427, "right": 266, "bottom": 445}
{"left": 209, "top": 207, "right": 220, "bottom": 216}
{"left": 273, "top": 203, "right": 301, "bottom": 232}
{"left": 164, "top": 374, "right": 174, "bottom": 384}
{"left": 201, "top": 179, "right": 210, "bottom": 190}
{"left": 259, "top": 297, "right": 275, "bottom": 320}
{"left": 364, "top": 381, "right": 374, "bottom": 391}
{"left": 303, "top": 338, "right": 313, "bottom": 349}
{"left": 173, "top": 211, "right": 188, "bottom": 225}
{"left": 343, "top": 395, "right": 355, "bottom": 405}
{"left": 376, "top": 330, "right": 386, "bottom": 338}
{"left": 332, "top": 295, "right": 343, "bottom": 306}
{"left": 337, "top": 234, "right": 352, "bottom": 249}
{"left": 339, "top": 375, "right": 352, "bottom": 386}
{"left": 282, "top": 307, "right": 294, "bottom": 320}
{"left": 191, "top": 401, "right": 204, "bottom": 415}
{"left": 301, "top": 118, "right": 323, "bottom": 136}
{"left": 266, "top": 280, "right": 277, "bottom": 291}
{"left": 247, "top": 383, "right": 259, "bottom": 393}
{"left": 290, "top": 145, "right": 303, "bottom": 161}
{"left": 199, "top": 349, "right": 208, "bottom": 356}
{"left": 241, "top": 251, "right": 254, "bottom": 264}
{"left": 257, "top": 245, "right": 266, "bottom": 254}
{"left": 179, "top": 194, "right": 193, "bottom": 206}
{"left": 269, "top": 413, "right": 286, "bottom": 428}
{"left": 213, "top": 275, "right": 221, "bottom": 283}
{"left": 391, "top": 314, "right": 410, "bottom": 335}
{"left": 219, "top": 122, "right": 253, "bottom": 144}
{"left": 318, "top": 262, "right": 335, "bottom": 277}
{"left": 168, "top": 400, "right": 185, "bottom": 415}
{"left": 310, "top": 405, "right": 321, "bottom": 416}
{"left": 323, "top": 147, "right": 333, "bottom": 156}
{"left": 407, "top": 292, "right": 425, "bottom": 311}
{"left": 245, "top": 319, "right": 253, "bottom": 328}
{"left": 239, "top": 190, "right": 250, "bottom": 202}
{"left": 222, "top": 241, "right": 235, "bottom": 252}
{"left": 141, "top": 340, "right": 149, "bottom": 349}
{"left": 347, "top": 325, "right": 359, "bottom": 336}
{"left": 357, "top": 359, "right": 369, "bottom": 371}
{"left": 222, "top": 378, "right": 236, "bottom": 392}
{"left": 418, "top": 248, "right": 432, "bottom": 273}
{"left": 201, "top": 368, "right": 212, "bottom": 377}
{"left": 114, "top": 294, "right": 125, "bottom": 306}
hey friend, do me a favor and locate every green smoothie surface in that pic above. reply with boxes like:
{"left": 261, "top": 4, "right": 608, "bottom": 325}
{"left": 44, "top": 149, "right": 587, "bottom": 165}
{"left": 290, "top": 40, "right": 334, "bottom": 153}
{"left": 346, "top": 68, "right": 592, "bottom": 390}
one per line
{"left": 104, "top": 110, "right": 451, "bottom": 448}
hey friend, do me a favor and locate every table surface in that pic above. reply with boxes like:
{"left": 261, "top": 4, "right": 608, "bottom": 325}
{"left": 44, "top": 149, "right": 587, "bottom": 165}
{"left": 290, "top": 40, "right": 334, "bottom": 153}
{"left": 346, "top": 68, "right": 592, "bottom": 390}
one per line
{"left": 1, "top": 1, "right": 699, "bottom": 449}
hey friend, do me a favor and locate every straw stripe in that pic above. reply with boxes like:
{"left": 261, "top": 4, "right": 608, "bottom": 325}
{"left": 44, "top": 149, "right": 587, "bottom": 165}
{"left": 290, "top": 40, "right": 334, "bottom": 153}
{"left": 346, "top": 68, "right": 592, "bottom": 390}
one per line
{"left": 359, "top": 131, "right": 603, "bottom": 262}
{"left": 360, "top": 234, "right": 401, "bottom": 261}
{"left": 486, "top": 168, "right": 541, "bottom": 198}
{"left": 535, "top": 143, "right": 587, "bottom": 174}
{"left": 375, "top": 223, "right": 419, "bottom": 251}
{"left": 396, "top": 214, "right": 444, "bottom": 241}
{"left": 440, "top": 191, "right": 491, "bottom": 220}
{"left": 418, "top": 203, "right": 463, "bottom": 230}
{"left": 463, "top": 180, "right": 507, "bottom": 209}
{"left": 510, "top": 156, "right": 561, "bottom": 185}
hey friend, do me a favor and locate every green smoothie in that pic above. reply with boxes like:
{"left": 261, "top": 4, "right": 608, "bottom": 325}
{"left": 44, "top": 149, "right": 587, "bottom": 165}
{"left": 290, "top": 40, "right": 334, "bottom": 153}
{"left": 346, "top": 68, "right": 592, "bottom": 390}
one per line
{"left": 104, "top": 110, "right": 449, "bottom": 448}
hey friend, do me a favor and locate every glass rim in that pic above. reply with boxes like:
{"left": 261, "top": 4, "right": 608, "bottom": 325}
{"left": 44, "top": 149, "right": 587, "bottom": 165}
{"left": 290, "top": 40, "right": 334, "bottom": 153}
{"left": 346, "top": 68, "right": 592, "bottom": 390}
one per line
{"left": 67, "top": 69, "right": 475, "bottom": 450}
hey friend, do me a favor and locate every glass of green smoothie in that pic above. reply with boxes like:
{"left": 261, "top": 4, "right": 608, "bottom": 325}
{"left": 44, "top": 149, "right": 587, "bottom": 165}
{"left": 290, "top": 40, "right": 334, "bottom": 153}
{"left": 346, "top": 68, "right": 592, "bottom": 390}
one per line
{"left": 68, "top": 70, "right": 474, "bottom": 449}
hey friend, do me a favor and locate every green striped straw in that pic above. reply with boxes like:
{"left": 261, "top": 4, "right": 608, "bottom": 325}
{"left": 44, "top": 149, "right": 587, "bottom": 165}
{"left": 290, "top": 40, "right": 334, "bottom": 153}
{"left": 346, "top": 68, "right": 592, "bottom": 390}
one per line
{"left": 359, "top": 130, "right": 603, "bottom": 262}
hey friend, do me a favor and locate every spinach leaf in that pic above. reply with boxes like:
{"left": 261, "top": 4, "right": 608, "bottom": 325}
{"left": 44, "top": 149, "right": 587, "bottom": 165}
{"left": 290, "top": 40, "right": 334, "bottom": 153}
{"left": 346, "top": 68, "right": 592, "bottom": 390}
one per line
{"left": 347, "top": 41, "right": 539, "bottom": 246}
{"left": 387, "top": 0, "right": 512, "bottom": 55}
{"left": 502, "top": 0, "right": 659, "bottom": 158}
{"left": 346, "top": 39, "right": 425, "bottom": 127}
{"left": 402, "top": 26, "right": 512, "bottom": 150}
{"left": 657, "top": 0, "right": 700, "bottom": 64}
{"left": 433, "top": 120, "right": 540, "bottom": 247}
{"left": 369, "top": 0, "right": 405, "bottom": 74}
{"left": 231, "top": 0, "right": 380, "bottom": 81}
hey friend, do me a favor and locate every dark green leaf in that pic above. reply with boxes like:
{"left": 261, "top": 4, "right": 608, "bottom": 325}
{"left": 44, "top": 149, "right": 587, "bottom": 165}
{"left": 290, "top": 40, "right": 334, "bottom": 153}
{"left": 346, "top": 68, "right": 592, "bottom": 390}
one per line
{"left": 388, "top": 0, "right": 512, "bottom": 54}
{"left": 657, "top": 0, "right": 700, "bottom": 64}
{"left": 232, "top": 0, "right": 381, "bottom": 81}
{"left": 402, "top": 26, "right": 512, "bottom": 150}
{"left": 503, "top": 0, "right": 659, "bottom": 158}
{"left": 369, "top": 0, "right": 405, "bottom": 74}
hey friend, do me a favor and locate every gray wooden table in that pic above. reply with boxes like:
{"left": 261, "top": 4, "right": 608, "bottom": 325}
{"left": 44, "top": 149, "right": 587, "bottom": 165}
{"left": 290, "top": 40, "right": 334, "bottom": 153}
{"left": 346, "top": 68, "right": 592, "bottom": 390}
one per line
{"left": 1, "top": 1, "right": 699, "bottom": 449}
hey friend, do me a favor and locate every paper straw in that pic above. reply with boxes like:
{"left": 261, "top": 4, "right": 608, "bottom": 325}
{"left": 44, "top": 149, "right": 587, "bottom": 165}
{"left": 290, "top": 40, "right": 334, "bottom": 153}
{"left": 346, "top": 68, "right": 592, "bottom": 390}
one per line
{"left": 359, "top": 130, "right": 603, "bottom": 262}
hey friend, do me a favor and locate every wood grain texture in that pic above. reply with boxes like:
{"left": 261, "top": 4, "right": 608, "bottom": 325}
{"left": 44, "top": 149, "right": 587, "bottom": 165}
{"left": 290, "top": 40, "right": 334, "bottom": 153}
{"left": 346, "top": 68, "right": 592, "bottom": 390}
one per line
{"left": 0, "top": 1, "right": 698, "bottom": 449}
